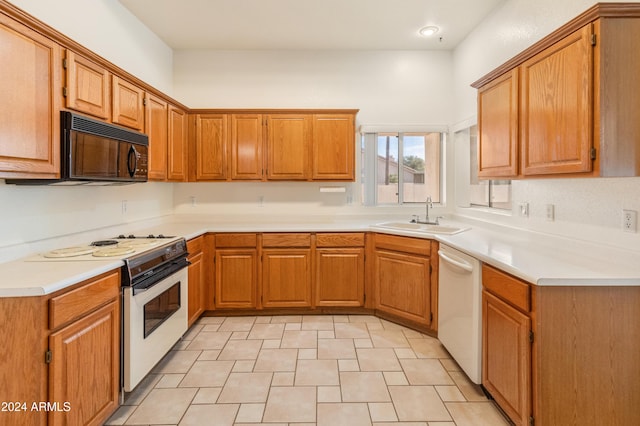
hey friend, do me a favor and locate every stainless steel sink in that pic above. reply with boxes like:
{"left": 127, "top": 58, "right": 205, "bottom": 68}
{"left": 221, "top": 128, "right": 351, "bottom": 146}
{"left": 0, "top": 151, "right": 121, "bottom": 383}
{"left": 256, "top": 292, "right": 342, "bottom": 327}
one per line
{"left": 374, "top": 221, "right": 469, "bottom": 235}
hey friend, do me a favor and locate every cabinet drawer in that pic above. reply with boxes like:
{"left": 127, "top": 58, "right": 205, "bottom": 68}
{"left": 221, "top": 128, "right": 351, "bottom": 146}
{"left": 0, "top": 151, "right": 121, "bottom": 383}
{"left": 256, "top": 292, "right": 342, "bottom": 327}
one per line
{"left": 49, "top": 271, "right": 120, "bottom": 330}
{"left": 215, "top": 233, "right": 257, "bottom": 248}
{"left": 262, "top": 233, "right": 311, "bottom": 247}
{"left": 316, "top": 233, "right": 365, "bottom": 247}
{"left": 187, "top": 235, "right": 204, "bottom": 255}
{"left": 482, "top": 264, "right": 531, "bottom": 312}
{"left": 374, "top": 233, "right": 430, "bottom": 256}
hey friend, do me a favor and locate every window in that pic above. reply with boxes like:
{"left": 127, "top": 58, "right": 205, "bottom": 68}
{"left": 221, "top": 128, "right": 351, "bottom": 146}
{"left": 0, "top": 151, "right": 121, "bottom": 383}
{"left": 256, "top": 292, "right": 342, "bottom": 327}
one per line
{"left": 468, "top": 125, "right": 512, "bottom": 209}
{"left": 361, "top": 131, "right": 443, "bottom": 205}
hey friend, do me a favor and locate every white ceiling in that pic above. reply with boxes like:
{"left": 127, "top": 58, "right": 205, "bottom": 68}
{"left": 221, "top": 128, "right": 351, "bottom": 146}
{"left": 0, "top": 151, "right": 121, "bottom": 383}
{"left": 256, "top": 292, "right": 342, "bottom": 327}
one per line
{"left": 118, "top": 0, "right": 505, "bottom": 50}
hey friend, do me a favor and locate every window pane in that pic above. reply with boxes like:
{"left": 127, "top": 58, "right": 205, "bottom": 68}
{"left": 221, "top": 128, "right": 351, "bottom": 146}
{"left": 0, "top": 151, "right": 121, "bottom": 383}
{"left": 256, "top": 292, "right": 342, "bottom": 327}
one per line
{"left": 377, "top": 134, "right": 399, "bottom": 204}
{"left": 402, "top": 133, "right": 441, "bottom": 203}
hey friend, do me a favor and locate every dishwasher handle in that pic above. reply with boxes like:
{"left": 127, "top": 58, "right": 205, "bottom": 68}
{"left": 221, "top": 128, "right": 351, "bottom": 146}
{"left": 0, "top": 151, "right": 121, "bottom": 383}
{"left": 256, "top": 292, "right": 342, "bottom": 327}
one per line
{"left": 438, "top": 250, "right": 473, "bottom": 273}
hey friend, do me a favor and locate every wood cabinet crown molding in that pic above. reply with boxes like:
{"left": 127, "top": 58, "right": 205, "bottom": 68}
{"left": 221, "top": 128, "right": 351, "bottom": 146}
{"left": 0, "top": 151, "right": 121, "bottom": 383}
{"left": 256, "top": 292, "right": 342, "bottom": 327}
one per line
{"left": 471, "top": 2, "right": 640, "bottom": 88}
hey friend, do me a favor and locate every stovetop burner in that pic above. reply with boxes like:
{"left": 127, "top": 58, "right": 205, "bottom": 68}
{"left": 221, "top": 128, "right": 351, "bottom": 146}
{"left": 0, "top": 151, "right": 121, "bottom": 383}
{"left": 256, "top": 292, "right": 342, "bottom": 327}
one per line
{"left": 91, "top": 240, "right": 119, "bottom": 247}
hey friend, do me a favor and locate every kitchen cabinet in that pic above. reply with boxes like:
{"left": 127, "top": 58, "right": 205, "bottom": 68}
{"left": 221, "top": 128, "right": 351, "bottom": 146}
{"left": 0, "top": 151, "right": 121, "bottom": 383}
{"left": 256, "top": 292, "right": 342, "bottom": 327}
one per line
{"left": 112, "top": 75, "right": 145, "bottom": 131}
{"left": 477, "top": 69, "right": 519, "bottom": 178}
{"left": 194, "top": 114, "right": 228, "bottom": 180}
{"left": 482, "top": 265, "right": 532, "bottom": 426}
{"left": 214, "top": 234, "right": 258, "bottom": 309}
{"left": 315, "top": 233, "right": 365, "bottom": 307}
{"left": 472, "top": 5, "right": 640, "bottom": 178}
{"left": 146, "top": 93, "right": 168, "bottom": 180}
{"left": 231, "top": 114, "right": 263, "bottom": 180}
{"left": 0, "top": 11, "right": 61, "bottom": 178}
{"left": 312, "top": 114, "right": 355, "bottom": 180}
{"left": 373, "top": 234, "right": 433, "bottom": 328}
{"left": 0, "top": 270, "right": 121, "bottom": 426}
{"left": 261, "top": 233, "right": 312, "bottom": 308}
{"left": 266, "top": 114, "right": 310, "bottom": 180}
{"left": 64, "top": 50, "right": 110, "bottom": 120}
{"left": 187, "top": 236, "right": 205, "bottom": 326}
{"left": 167, "top": 105, "right": 188, "bottom": 181}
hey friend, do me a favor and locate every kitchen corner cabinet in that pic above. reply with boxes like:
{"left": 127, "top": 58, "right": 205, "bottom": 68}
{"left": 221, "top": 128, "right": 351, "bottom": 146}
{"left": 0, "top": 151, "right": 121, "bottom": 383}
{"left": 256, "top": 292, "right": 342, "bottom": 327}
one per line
{"left": 315, "top": 233, "right": 365, "bottom": 307}
{"left": 167, "top": 105, "right": 188, "bottom": 181}
{"left": 266, "top": 114, "right": 310, "bottom": 180}
{"left": 373, "top": 234, "right": 433, "bottom": 328}
{"left": 64, "top": 50, "right": 110, "bottom": 120}
{"left": 482, "top": 265, "right": 532, "bottom": 426}
{"left": 214, "top": 234, "right": 258, "bottom": 309}
{"left": 112, "top": 75, "right": 145, "bottom": 131}
{"left": 0, "top": 12, "right": 61, "bottom": 178}
{"left": 146, "top": 93, "right": 168, "bottom": 180}
{"left": 187, "top": 236, "right": 205, "bottom": 326}
{"left": 472, "top": 5, "right": 640, "bottom": 178}
{"left": 312, "top": 114, "right": 355, "bottom": 180}
{"left": 261, "top": 233, "right": 312, "bottom": 308}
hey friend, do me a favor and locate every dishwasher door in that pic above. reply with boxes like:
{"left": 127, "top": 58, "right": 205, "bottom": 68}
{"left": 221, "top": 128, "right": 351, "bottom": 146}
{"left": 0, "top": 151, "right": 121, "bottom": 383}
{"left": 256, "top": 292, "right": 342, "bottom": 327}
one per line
{"left": 437, "top": 244, "right": 482, "bottom": 384}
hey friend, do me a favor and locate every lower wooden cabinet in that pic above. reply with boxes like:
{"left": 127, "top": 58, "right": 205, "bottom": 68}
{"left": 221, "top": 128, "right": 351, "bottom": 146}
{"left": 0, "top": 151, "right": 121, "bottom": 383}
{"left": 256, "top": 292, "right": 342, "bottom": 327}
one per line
{"left": 262, "top": 248, "right": 312, "bottom": 308}
{"left": 187, "top": 236, "right": 205, "bottom": 326}
{"left": 374, "top": 234, "right": 433, "bottom": 327}
{"left": 315, "top": 233, "right": 365, "bottom": 307}
{"left": 214, "top": 234, "right": 259, "bottom": 309}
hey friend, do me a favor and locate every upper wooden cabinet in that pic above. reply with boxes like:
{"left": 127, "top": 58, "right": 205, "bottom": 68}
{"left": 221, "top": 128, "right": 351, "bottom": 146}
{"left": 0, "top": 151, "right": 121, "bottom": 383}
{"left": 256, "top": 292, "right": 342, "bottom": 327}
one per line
{"left": 0, "top": 12, "right": 61, "bottom": 179}
{"left": 195, "top": 114, "right": 228, "bottom": 180}
{"left": 266, "top": 114, "right": 310, "bottom": 180}
{"left": 477, "top": 69, "right": 519, "bottom": 178}
{"left": 112, "top": 75, "right": 145, "bottom": 131}
{"left": 64, "top": 50, "right": 110, "bottom": 120}
{"left": 167, "top": 105, "right": 188, "bottom": 181}
{"left": 146, "top": 93, "right": 168, "bottom": 180}
{"left": 231, "top": 114, "right": 263, "bottom": 180}
{"left": 472, "top": 5, "right": 640, "bottom": 178}
{"left": 312, "top": 114, "right": 355, "bottom": 180}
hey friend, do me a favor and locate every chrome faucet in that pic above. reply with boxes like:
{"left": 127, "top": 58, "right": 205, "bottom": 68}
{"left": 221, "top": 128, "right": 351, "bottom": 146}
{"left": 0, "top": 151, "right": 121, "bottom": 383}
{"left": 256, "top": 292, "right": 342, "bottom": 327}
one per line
{"left": 410, "top": 196, "right": 440, "bottom": 225}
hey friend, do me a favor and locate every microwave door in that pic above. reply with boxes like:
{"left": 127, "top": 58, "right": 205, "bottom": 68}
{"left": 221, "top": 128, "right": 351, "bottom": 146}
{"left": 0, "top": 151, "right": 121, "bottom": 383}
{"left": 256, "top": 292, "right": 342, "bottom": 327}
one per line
{"left": 72, "top": 132, "right": 119, "bottom": 180}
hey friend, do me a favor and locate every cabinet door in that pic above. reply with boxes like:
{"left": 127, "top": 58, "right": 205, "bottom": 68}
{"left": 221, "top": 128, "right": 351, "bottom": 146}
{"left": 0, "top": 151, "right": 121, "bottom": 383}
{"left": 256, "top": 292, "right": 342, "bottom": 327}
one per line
{"left": 112, "top": 76, "right": 144, "bottom": 131}
{"left": 0, "top": 13, "right": 60, "bottom": 178}
{"left": 146, "top": 93, "right": 168, "bottom": 180}
{"left": 215, "top": 249, "right": 257, "bottom": 309}
{"left": 520, "top": 24, "right": 593, "bottom": 176}
{"left": 266, "top": 114, "right": 310, "bottom": 180}
{"left": 231, "top": 114, "right": 263, "bottom": 180}
{"left": 316, "top": 248, "right": 364, "bottom": 307}
{"left": 262, "top": 249, "right": 312, "bottom": 307}
{"left": 374, "top": 250, "right": 431, "bottom": 326}
{"left": 482, "top": 290, "right": 531, "bottom": 426}
{"left": 48, "top": 301, "right": 120, "bottom": 426}
{"left": 65, "top": 50, "right": 110, "bottom": 119}
{"left": 188, "top": 251, "right": 204, "bottom": 327}
{"left": 167, "top": 105, "right": 187, "bottom": 181}
{"left": 196, "top": 114, "right": 228, "bottom": 180}
{"left": 478, "top": 69, "right": 519, "bottom": 178}
{"left": 312, "top": 114, "right": 355, "bottom": 180}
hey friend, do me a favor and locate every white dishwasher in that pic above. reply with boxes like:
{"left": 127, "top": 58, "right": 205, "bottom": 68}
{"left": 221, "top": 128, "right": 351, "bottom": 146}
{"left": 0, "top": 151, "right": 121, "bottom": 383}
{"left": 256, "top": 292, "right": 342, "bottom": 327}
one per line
{"left": 437, "top": 244, "right": 482, "bottom": 384}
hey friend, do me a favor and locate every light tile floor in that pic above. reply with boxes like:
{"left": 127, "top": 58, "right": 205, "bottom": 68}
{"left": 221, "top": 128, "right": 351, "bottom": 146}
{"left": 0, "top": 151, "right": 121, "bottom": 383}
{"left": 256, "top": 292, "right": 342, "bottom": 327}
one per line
{"left": 106, "top": 315, "right": 510, "bottom": 426}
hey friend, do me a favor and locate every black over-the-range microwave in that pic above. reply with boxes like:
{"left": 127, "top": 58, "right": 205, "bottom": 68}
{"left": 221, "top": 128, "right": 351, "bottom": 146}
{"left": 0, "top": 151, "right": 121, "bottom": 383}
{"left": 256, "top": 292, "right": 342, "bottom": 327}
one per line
{"left": 7, "top": 111, "right": 149, "bottom": 185}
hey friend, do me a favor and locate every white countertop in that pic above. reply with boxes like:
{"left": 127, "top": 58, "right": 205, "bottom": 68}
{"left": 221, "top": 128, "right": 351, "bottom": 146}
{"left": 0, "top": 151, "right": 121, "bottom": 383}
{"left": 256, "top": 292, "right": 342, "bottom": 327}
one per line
{"left": 2, "top": 215, "right": 639, "bottom": 297}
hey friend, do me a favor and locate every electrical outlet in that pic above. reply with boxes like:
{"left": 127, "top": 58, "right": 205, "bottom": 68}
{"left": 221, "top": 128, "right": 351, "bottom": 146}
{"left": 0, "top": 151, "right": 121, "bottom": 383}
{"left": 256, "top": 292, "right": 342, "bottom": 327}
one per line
{"left": 190, "top": 196, "right": 196, "bottom": 207}
{"left": 519, "top": 202, "right": 529, "bottom": 217}
{"left": 258, "top": 195, "right": 264, "bottom": 207}
{"left": 121, "top": 200, "right": 127, "bottom": 214}
{"left": 546, "top": 204, "right": 555, "bottom": 221}
{"left": 623, "top": 209, "right": 637, "bottom": 233}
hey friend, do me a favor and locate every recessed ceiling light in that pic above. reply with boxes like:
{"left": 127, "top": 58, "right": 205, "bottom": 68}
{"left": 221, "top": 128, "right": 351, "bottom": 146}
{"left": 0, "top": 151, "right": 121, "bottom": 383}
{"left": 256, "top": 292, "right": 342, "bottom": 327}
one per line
{"left": 419, "top": 26, "right": 439, "bottom": 37}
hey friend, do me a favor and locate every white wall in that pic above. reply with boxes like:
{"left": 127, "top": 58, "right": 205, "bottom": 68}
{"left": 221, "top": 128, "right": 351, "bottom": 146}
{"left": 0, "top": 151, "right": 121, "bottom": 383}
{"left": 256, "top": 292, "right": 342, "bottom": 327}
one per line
{"left": 451, "top": 0, "right": 640, "bottom": 249}
{"left": 172, "top": 49, "right": 455, "bottom": 217}
{"left": 0, "top": 0, "right": 175, "bottom": 262}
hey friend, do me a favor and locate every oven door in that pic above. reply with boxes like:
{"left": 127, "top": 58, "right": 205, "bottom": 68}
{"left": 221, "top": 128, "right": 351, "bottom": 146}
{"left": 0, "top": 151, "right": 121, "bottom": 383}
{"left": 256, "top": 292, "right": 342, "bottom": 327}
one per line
{"left": 123, "top": 266, "right": 188, "bottom": 392}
